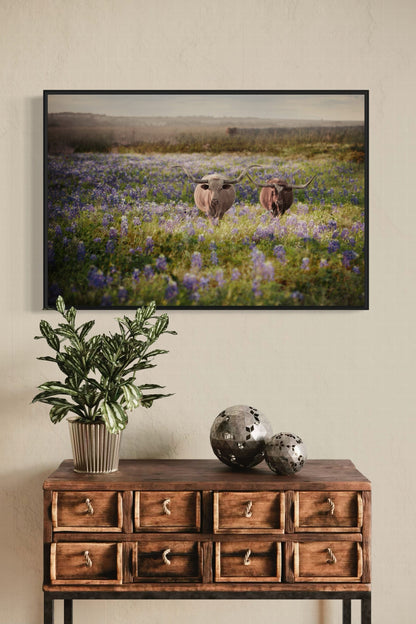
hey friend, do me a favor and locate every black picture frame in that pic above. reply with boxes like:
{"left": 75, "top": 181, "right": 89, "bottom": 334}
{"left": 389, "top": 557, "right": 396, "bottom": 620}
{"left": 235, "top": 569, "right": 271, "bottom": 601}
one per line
{"left": 44, "top": 90, "right": 369, "bottom": 310}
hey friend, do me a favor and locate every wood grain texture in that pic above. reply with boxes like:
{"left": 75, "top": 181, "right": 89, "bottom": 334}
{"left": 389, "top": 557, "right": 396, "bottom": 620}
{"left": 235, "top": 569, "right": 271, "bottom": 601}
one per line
{"left": 215, "top": 541, "right": 281, "bottom": 582}
{"left": 294, "top": 491, "right": 362, "bottom": 532}
{"left": 43, "top": 458, "right": 371, "bottom": 614}
{"left": 293, "top": 541, "right": 363, "bottom": 583}
{"left": 52, "top": 491, "right": 122, "bottom": 532}
{"left": 50, "top": 542, "right": 122, "bottom": 585}
{"left": 134, "top": 491, "right": 200, "bottom": 532}
{"left": 213, "top": 491, "right": 284, "bottom": 534}
{"left": 43, "top": 459, "right": 371, "bottom": 491}
{"left": 133, "top": 541, "right": 202, "bottom": 582}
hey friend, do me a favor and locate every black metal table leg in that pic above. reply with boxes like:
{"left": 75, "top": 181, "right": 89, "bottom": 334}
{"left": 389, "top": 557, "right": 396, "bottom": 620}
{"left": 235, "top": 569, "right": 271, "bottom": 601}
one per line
{"left": 44, "top": 595, "right": 53, "bottom": 624}
{"left": 343, "top": 598, "right": 351, "bottom": 624}
{"left": 64, "top": 599, "right": 73, "bottom": 624}
{"left": 361, "top": 594, "right": 371, "bottom": 624}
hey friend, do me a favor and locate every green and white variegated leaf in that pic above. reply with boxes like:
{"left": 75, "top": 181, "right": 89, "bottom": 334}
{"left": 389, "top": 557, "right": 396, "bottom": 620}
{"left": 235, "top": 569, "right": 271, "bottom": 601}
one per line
{"left": 39, "top": 320, "right": 60, "bottom": 352}
{"left": 121, "top": 383, "right": 142, "bottom": 410}
{"left": 100, "top": 401, "right": 128, "bottom": 434}
{"left": 49, "top": 404, "right": 72, "bottom": 424}
{"left": 55, "top": 296, "right": 66, "bottom": 316}
{"left": 37, "top": 381, "right": 80, "bottom": 396}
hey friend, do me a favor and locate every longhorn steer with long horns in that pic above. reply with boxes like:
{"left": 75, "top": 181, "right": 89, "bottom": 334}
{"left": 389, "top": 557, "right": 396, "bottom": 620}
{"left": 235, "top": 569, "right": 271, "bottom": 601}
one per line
{"left": 174, "top": 165, "right": 263, "bottom": 223}
{"left": 247, "top": 172, "right": 316, "bottom": 217}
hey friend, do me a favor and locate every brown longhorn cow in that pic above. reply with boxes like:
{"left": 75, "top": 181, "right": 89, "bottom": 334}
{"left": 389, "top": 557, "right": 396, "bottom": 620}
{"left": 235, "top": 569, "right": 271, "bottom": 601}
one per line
{"left": 247, "top": 172, "right": 316, "bottom": 217}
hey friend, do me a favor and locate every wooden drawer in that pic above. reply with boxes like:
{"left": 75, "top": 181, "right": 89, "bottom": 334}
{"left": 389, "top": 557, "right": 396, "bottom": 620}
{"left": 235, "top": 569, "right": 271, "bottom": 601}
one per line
{"left": 52, "top": 491, "right": 122, "bottom": 532}
{"left": 294, "top": 540, "right": 363, "bottom": 582}
{"left": 50, "top": 542, "right": 122, "bottom": 584}
{"left": 134, "top": 491, "right": 201, "bottom": 532}
{"left": 214, "top": 491, "right": 284, "bottom": 534}
{"left": 133, "top": 541, "right": 202, "bottom": 581}
{"left": 215, "top": 541, "right": 281, "bottom": 582}
{"left": 294, "top": 491, "right": 363, "bottom": 532}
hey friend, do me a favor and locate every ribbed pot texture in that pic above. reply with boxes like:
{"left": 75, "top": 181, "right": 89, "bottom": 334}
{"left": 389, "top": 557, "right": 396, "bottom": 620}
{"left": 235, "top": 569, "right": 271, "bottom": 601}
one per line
{"left": 68, "top": 418, "right": 121, "bottom": 473}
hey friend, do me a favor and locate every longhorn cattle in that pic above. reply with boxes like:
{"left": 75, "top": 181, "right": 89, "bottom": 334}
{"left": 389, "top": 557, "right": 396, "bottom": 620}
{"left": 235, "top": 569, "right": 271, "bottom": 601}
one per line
{"left": 247, "top": 172, "right": 316, "bottom": 217}
{"left": 173, "top": 165, "right": 263, "bottom": 223}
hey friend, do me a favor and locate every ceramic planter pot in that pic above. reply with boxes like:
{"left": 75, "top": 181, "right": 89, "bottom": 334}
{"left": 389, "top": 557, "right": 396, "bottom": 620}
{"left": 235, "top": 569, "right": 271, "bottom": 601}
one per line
{"left": 68, "top": 418, "right": 121, "bottom": 473}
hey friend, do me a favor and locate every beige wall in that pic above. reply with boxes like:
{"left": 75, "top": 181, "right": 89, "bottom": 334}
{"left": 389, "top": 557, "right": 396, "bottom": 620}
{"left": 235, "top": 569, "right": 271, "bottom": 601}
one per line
{"left": 1, "top": 0, "right": 415, "bottom": 622}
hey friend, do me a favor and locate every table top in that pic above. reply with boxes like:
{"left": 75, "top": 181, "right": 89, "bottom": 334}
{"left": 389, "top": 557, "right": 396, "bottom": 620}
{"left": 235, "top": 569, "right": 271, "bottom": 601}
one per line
{"left": 43, "top": 459, "right": 371, "bottom": 491}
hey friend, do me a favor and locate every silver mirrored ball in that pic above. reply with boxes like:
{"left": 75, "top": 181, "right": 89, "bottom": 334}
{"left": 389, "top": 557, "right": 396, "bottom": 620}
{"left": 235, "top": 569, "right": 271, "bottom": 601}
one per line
{"left": 210, "top": 405, "right": 272, "bottom": 469}
{"left": 265, "top": 432, "right": 307, "bottom": 475}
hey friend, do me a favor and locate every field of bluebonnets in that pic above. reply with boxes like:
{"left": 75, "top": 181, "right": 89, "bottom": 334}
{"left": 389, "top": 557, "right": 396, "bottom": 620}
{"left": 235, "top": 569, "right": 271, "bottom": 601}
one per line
{"left": 47, "top": 151, "right": 366, "bottom": 308}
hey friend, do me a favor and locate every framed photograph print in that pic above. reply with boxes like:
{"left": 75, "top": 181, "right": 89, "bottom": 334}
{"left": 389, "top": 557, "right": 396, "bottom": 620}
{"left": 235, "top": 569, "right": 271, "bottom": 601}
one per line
{"left": 44, "top": 90, "right": 368, "bottom": 309}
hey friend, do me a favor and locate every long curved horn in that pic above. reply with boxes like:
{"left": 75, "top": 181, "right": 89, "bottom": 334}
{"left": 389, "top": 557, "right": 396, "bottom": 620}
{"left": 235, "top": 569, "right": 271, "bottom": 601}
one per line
{"left": 290, "top": 175, "right": 316, "bottom": 189}
{"left": 224, "top": 164, "right": 264, "bottom": 184}
{"left": 170, "top": 165, "right": 207, "bottom": 184}
{"left": 246, "top": 172, "right": 282, "bottom": 191}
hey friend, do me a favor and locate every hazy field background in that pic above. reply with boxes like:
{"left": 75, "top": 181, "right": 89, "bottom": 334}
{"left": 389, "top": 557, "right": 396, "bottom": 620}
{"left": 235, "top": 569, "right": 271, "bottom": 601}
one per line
{"left": 46, "top": 113, "right": 366, "bottom": 308}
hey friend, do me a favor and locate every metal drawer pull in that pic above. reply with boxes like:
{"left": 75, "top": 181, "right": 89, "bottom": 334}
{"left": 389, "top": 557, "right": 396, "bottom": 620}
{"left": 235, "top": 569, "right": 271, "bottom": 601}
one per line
{"left": 326, "top": 548, "right": 337, "bottom": 564}
{"left": 243, "top": 549, "right": 252, "bottom": 566}
{"left": 327, "top": 498, "right": 335, "bottom": 515}
{"left": 85, "top": 498, "right": 94, "bottom": 515}
{"left": 84, "top": 551, "right": 93, "bottom": 567}
{"left": 244, "top": 501, "right": 253, "bottom": 518}
{"left": 162, "top": 498, "right": 171, "bottom": 515}
{"left": 162, "top": 548, "right": 171, "bottom": 565}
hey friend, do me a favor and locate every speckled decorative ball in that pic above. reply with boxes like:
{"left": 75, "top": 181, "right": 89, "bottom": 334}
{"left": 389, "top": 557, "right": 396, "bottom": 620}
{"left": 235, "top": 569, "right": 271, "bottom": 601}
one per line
{"left": 210, "top": 405, "right": 272, "bottom": 469}
{"left": 265, "top": 432, "right": 307, "bottom": 475}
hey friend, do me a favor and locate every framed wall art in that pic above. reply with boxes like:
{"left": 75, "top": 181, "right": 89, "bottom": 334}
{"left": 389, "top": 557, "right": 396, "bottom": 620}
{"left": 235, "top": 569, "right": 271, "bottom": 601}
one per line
{"left": 44, "top": 90, "right": 368, "bottom": 309}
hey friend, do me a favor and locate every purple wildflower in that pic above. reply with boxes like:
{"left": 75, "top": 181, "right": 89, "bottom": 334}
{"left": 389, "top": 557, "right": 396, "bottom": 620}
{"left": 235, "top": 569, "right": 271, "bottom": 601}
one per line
{"left": 145, "top": 236, "right": 154, "bottom": 253}
{"left": 273, "top": 245, "right": 286, "bottom": 264}
{"left": 165, "top": 280, "right": 178, "bottom": 301}
{"left": 109, "top": 227, "right": 118, "bottom": 239}
{"left": 252, "top": 279, "right": 262, "bottom": 298}
{"left": 215, "top": 270, "right": 225, "bottom": 288}
{"left": 191, "top": 251, "right": 203, "bottom": 271}
{"left": 210, "top": 250, "right": 219, "bottom": 265}
{"left": 320, "top": 259, "right": 329, "bottom": 268}
{"left": 132, "top": 268, "right": 140, "bottom": 282}
{"left": 144, "top": 265, "right": 154, "bottom": 280}
{"left": 342, "top": 250, "right": 358, "bottom": 268}
{"left": 291, "top": 291, "right": 304, "bottom": 303}
{"left": 301, "top": 257, "right": 310, "bottom": 271}
{"left": 156, "top": 255, "right": 168, "bottom": 271}
{"left": 328, "top": 240, "right": 340, "bottom": 254}
{"left": 120, "top": 216, "right": 128, "bottom": 236}
{"left": 106, "top": 240, "right": 115, "bottom": 254}
{"left": 231, "top": 268, "right": 241, "bottom": 280}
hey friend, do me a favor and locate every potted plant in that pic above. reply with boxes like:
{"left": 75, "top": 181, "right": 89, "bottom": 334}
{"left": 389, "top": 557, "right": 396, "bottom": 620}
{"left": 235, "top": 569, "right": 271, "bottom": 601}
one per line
{"left": 33, "top": 296, "right": 176, "bottom": 473}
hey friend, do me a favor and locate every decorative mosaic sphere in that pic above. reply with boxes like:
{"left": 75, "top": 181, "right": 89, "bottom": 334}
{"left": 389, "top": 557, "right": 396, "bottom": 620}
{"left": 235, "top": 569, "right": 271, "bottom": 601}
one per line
{"left": 210, "top": 405, "right": 272, "bottom": 469}
{"left": 265, "top": 432, "right": 307, "bottom": 475}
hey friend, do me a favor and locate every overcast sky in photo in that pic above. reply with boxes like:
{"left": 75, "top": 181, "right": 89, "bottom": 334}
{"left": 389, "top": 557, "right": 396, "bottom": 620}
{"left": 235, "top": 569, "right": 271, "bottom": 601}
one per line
{"left": 48, "top": 93, "right": 365, "bottom": 122}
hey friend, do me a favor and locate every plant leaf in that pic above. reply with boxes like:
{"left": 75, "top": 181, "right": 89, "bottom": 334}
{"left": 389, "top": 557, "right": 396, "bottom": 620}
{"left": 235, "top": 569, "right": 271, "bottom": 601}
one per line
{"left": 100, "top": 401, "right": 127, "bottom": 433}
{"left": 39, "top": 320, "right": 60, "bottom": 352}
{"left": 56, "top": 296, "right": 66, "bottom": 316}
{"left": 121, "top": 383, "right": 142, "bottom": 410}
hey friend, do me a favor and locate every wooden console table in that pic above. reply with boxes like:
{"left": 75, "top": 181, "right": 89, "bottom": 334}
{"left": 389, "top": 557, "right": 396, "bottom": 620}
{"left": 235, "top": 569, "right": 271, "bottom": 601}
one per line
{"left": 43, "top": 459, "right": 371, "bottom": 623}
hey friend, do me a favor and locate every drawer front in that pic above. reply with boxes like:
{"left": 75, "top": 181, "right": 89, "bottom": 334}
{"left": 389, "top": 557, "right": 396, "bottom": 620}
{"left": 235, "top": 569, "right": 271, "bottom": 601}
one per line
{"left": 214, "top": 491, "right": 284, "bottom": 533}
{"left": 294, "top": 540, "right": 363, "bottom": 582}
{"left": 50, "top": 542, "right": 122, "bottom": 584}
{"left": 134, "top": 541, "right": 202, "bottom": 581}
{"left": 294, "top": 491, "right": 363, "bottom": 532}
{"left": 215, "top": 541, "right": 281, "bottom": 582}
{"left": 52, "top": 491, "right": 122, "bottom": 532}
{"left": 135, "top": 491, "right": 201, "bottom": 532}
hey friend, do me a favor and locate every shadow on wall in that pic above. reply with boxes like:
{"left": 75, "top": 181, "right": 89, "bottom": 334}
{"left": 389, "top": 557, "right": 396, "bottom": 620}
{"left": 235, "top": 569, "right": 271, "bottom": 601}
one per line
{"left": 27, "top": 96, "right": 44, "bottom": 313}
